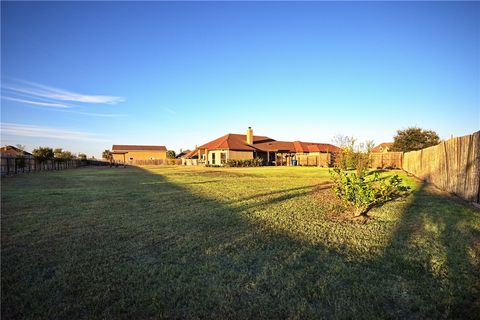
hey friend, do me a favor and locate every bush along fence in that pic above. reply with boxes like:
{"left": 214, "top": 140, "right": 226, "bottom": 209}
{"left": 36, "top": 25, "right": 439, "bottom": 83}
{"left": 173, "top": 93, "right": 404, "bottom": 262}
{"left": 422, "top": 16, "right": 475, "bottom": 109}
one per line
{"left": 225, "top": 158, "right": 263, "bottom": 167}
{"left": 403, "top": 131, "right": 480, "bottom": 204}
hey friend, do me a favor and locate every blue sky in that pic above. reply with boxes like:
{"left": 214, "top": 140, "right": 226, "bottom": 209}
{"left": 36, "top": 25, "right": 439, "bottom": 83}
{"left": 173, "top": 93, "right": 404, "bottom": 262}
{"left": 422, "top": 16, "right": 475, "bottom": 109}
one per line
{"left": 1, "top": 1, "right": 479, "bottom": 158}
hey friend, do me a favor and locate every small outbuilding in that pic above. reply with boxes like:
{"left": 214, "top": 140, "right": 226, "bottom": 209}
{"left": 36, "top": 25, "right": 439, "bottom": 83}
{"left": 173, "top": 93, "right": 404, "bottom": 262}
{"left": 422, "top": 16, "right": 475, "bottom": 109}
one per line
{"left": 111, "top": 145, "right": 167, "bottom": 164}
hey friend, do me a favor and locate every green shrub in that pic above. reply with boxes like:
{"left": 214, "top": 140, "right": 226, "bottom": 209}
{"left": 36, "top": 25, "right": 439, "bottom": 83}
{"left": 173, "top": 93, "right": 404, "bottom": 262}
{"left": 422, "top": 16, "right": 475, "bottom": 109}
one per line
{"left": 32, "top": 147, "right": 54, "bottom": 162}
{"left": 330, "top": 169, "right": 410, "bottom": 217}
{"left": 225, "top": 158, "right": 263, "bottom": 167}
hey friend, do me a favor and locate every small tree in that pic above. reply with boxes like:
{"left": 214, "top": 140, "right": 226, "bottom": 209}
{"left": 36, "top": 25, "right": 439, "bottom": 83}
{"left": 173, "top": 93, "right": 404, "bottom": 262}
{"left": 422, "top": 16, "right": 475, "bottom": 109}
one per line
{"left": 32, "top": 147, "right": 54, "bottom": 162}
{"left": 15, "top": 144, "right": 26, "bottom": 151}
{"left": 78, "top": 153, "right": 87, "bottom": 161}
{"left": 332, "top": 135, "right": 373, "bottom": 174}
{"left": 166, "top": 150, "right": 176, "bottom": 159}
{"left": 54, "top": 148, "right": 63, "bottom": 159}
{"left": 332, "top": 135, "right": 356, "bottom": 170}
{"left": 54, "top": 148, "right": 73, "bottom": 161}
{"left": 102, "top": 149, "right": 112, "bottom": 161}
{"left": 391, "top": 127, "right": 440, "bottom": 152}
{"left": 61, "top": 151, "right": 73, "bottom": 160}
{"left": 330, "top": 169, "right": 410, "bottom": 217}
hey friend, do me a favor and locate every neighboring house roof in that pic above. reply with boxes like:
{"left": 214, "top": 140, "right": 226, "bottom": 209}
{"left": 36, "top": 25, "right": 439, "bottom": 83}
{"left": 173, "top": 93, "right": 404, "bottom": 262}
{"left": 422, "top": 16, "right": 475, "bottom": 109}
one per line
{"left": 0, "top": 145, "right": 33, "bottom": 157}
{"left": 184, "top": 148, "right": 199, "bottom": 159}
{"left": 372, "top": 142, "right": 393, "bottom": 153}
{"left": 176, "top": 149, "right": 191, "bottom": 158}
{"left": 112, "top": 145, "right": 167, "bottom": 151}
{"left": 191, "top": 133, "right": 341, "bottom": 156}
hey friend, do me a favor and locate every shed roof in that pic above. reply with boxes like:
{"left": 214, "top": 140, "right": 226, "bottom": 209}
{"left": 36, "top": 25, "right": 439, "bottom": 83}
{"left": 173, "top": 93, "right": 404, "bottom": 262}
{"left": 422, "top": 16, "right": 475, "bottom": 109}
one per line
{"left": 112, "top": 145, "right": 167, "bottom": 151}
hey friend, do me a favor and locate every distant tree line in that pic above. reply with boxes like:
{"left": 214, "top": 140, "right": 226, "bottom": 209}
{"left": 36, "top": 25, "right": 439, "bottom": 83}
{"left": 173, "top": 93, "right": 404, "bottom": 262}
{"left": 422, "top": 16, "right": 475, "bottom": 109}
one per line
{"left": 30, "top": 147, "right": 89, "bottom": 162}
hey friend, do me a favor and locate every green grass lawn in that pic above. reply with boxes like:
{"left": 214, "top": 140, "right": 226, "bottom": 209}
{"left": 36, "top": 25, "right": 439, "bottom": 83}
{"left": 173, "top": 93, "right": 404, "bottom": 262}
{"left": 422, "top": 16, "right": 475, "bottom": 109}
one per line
{"left": 2, "top": 166, "right": 479, "bottom": 319}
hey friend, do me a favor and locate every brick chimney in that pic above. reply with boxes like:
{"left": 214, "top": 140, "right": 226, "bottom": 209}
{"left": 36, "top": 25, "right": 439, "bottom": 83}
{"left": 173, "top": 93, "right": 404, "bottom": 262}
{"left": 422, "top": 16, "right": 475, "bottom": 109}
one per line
{"left": 246, "top": 127, "right": 253, "bottom": 145}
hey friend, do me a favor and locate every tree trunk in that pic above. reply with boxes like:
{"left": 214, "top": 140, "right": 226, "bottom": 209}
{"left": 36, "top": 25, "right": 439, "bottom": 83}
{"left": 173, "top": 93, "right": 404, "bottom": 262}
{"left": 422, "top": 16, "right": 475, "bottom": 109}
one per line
{"left": 354, "top": 205, "right": 371, "bottom": 217}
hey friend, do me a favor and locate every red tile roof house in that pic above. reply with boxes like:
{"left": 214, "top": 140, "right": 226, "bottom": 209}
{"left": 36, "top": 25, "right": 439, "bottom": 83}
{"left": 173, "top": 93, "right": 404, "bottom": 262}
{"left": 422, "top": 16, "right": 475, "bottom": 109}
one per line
{"left": 185, "top": 127, "right": 341, "bottom": 166}
{"left": 372, "top": 142, "right": 394, "bottom": 153}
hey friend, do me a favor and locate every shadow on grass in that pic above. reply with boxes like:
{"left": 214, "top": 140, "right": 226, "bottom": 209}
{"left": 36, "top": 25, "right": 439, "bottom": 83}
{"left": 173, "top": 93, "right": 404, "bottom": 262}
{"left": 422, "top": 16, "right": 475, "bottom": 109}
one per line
{"left": 226, "top": 182, "right": 332, "bottom": 206}
{"left": 1, "top": 166, "right": 479, "bottom": 319}
{"left": 373, "top": 182, "right": 480, "bottom": 319}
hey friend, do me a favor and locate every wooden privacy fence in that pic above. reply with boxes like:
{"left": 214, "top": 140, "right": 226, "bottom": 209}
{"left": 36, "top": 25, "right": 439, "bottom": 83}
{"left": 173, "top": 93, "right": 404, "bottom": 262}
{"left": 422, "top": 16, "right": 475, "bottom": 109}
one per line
{"left": 370, "top": 152, "right": 403, "bottom": 169}
{"left": 296, "top": 154, "right": 332, "bottom": 167}
{"left": 402, "top": 131, "right": 480, "bottom": 204}
{"left": 1, "top": 154, "right": 87, "bottom": 176}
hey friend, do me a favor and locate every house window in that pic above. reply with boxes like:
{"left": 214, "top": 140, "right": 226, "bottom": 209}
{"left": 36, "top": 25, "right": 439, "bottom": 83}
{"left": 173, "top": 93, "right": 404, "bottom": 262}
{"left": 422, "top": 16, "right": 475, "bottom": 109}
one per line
{"left": 212, "top": 152, "right": 216, "bottom": 164}
{"left": 220, "top": 152, "right": 227, "bottom": 164}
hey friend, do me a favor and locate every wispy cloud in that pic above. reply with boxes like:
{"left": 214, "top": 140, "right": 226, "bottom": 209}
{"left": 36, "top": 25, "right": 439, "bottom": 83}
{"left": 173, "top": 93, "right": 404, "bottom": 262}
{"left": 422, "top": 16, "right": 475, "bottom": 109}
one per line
{"left": 2, "top": 96, "right": 73, "bottom": 108}
{"left": 2, "top": 96, "right": 125, "bottom": 117}
{"left": 54, "top": 109, "right": 126, "bottom": 118}
{"left": 1, "top": 123, "right": 108, "bottom": 142}
{"left": 1, "top": 79, "right": 127, "bottom": 117}
{"left": 164, "top": 107, "right": 176, "bottom": 115}
{"left": 2, "top": 80, "right": 125, "bottom": 104}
